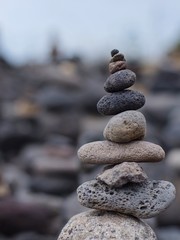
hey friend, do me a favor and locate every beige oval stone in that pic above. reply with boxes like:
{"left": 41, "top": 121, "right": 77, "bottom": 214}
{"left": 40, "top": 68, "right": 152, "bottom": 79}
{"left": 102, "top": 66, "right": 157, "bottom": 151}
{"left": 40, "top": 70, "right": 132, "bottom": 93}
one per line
{"left": 77, "top": 140, "right": 165, "bottom": 164}
{"left": 58, "top": 210, "right": 157, "bottom": 240}
{"left": 103, "top": 111, "right": 146, "bottom": 143}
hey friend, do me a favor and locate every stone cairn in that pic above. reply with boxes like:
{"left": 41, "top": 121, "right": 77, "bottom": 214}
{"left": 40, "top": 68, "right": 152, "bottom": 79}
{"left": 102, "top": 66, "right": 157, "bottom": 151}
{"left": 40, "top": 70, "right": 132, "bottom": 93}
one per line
{"left": 58, "top": 50, "right": 176, "bottom": 239}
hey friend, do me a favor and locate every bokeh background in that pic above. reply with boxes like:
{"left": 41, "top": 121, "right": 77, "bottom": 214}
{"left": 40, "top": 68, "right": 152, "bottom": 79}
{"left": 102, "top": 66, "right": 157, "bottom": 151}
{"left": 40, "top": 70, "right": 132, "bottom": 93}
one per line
{"left": 0, "top": 1, "right": 180, "bottom": 239}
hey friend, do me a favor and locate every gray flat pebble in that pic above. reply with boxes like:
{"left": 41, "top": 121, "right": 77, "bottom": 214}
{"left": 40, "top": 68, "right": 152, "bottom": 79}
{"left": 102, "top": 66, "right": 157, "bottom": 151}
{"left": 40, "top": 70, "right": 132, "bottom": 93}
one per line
{"left": 103, "top": 110, "right": 146, "bottom": 142}
{"left": 96, "top": 162, "right": 148, "bottom": 187}
{"left": 77, "top": 180, "right": 176, "bottom": 219}
{"left": 104, "top": 69, "right": 136, "bottom": 92}
{"left": 78, "top": 140, "right": 165, "bottom": 164}
{"left": 97, "top": 90, "right": 145, "bottom": 115}
{"left": 58, "top": 210, "right": 157, "bottom": 240}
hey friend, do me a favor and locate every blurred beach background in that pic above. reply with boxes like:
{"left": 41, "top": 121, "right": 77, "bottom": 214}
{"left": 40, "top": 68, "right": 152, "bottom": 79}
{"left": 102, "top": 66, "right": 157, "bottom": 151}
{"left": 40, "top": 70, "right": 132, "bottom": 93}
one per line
{"left": 0, "top": 0, "right": 180, "bottom": 239}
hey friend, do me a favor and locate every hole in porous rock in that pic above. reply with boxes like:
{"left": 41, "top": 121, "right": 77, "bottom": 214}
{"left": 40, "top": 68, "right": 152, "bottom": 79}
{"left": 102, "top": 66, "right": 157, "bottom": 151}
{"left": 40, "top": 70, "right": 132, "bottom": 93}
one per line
{"left": 152, "top": 182, "right": 158, "bottom": 188}
{"left": 153, "top": 194, "right": 157, "bottom": 199}
{"left": 68, "top": 228, "right": 73, "bottom": 235}
{"left": 140, "top": 206, "right": 147, "bottom": 210}
{"left": 97, "top": 211, "right": 105, "bottom": 216}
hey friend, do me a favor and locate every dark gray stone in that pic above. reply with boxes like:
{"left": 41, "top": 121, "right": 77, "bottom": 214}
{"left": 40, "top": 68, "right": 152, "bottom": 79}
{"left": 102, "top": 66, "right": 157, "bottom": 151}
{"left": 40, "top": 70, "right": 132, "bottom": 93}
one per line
{"left": 97, "top": 90, "right": 145, "bottom": 115}
{"left": 104, "top": 69, "right": 136, "bottom": 92}
{"left": 77, "top": 180, "right": 176, "bottom": 219}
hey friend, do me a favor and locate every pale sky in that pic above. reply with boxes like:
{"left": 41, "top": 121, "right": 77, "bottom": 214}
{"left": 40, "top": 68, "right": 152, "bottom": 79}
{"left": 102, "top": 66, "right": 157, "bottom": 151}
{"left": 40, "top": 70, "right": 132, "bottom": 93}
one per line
{"left": 0, "top": 0, "right": 180, "bottom": 64}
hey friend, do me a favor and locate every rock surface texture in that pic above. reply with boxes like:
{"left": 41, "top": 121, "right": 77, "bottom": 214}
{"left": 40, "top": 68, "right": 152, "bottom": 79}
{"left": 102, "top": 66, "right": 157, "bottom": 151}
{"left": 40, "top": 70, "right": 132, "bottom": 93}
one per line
{"left": 96, "top": 162, "right": 148, "bottom": 187}
{"left": 103, "top": 110, "right": 146, "bottom": 142}
{"left": 104, "top": 69, "right": 136, "bottom": 92}
{"left": 58, "top": 49, "right": 176, "bottom": 239}
{"left": 97, "top": 90, "right": 146, "bottom": 115}
{"left": 78, "top": 140, "right": 165, "bottom": 164}
{"left": 58, "top": 210, "right": 157, "bottom": 240}
{"left": 77, "top": 180, "right": 176, "bottom": 218}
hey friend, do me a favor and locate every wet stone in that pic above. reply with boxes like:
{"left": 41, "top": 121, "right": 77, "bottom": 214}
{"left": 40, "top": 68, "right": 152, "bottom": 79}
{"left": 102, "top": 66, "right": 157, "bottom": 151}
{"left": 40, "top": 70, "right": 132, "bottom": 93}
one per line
{"left": 78, "top": 140, "right": 165, "bottom": 164}
{"left": 77, "top": 180, "right": 176, "bottom": 219}
{"left": 96, "top": 162, "right": 148, "bottom": 187}
{"left": 103, "top": 110, "right": 146, "bottom": 143}
{"left": 104, "top": 69, "right": 136, "bottom": 92}
{"left": 97, "top": 90, "right": 145, "bottom": 115}
{"left": 58, "top": 210, "right": 157, "bottom": 240}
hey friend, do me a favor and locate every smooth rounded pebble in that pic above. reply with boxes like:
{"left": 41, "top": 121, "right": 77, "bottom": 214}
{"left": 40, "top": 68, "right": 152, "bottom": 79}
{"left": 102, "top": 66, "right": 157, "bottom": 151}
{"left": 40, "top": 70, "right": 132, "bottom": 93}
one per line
{"left": 96, "top": 162, "right": 148, "bottom": 187}
{"left": 103, "top": 110, "right": 146, "bottom": 143}
{"left": 109, "top": 61, "right": 127, "bottom": 74}
{"left": 104, "top": 69, "right": 136, "bottom": 92}
{"left": 58, "top": 210, "right": 157, "bottom": 240}
{"left": 97, "top": 90, "right": 145, "bottom": 115}
{"left": 78, "top": 140, "right": 165, "bottom": 164}
{"left": 77, "top": 180, "right": 176, "bottom": 219}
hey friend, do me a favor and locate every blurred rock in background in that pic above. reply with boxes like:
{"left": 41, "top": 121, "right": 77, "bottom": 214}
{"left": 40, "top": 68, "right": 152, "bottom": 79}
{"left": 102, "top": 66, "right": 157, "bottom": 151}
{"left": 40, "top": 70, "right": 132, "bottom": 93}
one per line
{"left": 0, "top": 1, "right": 180, "bottom": 238}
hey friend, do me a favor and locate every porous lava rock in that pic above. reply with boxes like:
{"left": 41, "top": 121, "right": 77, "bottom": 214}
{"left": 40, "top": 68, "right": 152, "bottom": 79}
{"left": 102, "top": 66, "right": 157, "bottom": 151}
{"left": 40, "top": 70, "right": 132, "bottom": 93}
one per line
{"left": 104, "top": 69, "right": 136, "bottom": 92}
{"left": 77, "top": 180, "right": 176, "bottom": 219}
{"left": 97, "top": 90, "right": 145, "bottom": 115}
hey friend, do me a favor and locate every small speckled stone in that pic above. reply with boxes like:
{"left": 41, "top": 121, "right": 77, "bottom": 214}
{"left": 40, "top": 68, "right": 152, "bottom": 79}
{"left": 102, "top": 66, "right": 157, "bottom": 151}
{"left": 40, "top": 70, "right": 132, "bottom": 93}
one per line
{"left": 78, "top": 140, "right": 165, "bottom": 164}
{"left": 97, "top": 162, "right": 148, "bottom": 187}
{"left": 104, "top": 69, "right": 136, "bottom": 92}
{"left": 58, "top": 210, "right": 157, "bottom": 240}
{"left": 103, "top": 111, "right": 146, "bottom": 143}
{"left": 97, "top": 90, "right": 145, "bottom": 115}
{"left": 77, "top": 180, "right": 176, "bottom": 219}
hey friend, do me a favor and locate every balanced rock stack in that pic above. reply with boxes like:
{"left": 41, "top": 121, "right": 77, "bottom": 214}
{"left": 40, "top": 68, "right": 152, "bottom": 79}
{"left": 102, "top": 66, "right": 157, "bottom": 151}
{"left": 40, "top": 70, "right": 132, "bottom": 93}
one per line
{"left": 58, "top": 50, "right": 176, "bottom": 240}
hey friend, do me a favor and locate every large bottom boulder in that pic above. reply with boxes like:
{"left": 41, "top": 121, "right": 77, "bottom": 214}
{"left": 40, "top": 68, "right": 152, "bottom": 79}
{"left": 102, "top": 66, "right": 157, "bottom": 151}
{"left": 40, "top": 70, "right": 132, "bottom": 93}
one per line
{"left": 58, "top": 210, "right": 157, "bottom": 240}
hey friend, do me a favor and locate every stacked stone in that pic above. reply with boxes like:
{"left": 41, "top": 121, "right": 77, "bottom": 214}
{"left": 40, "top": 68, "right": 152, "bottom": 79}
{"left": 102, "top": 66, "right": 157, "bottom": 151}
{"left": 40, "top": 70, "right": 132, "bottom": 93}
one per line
{"left": 58, "top": 50, "right": 176, "bottom": 240}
